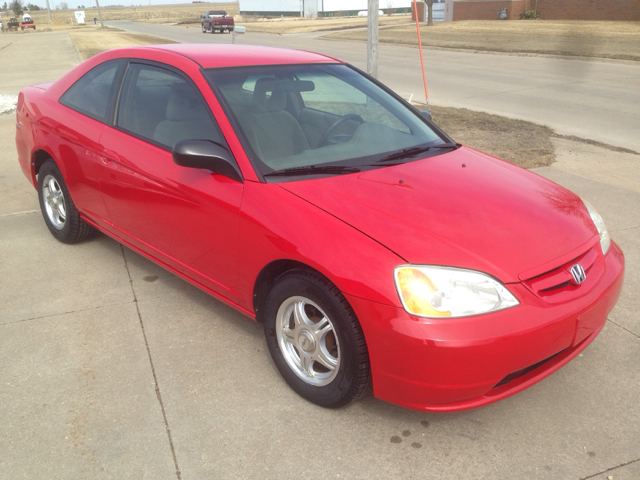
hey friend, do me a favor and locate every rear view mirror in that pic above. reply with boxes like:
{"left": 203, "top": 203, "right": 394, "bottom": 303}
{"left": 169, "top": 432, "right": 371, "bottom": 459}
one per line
{"left": 173, "top": 140, "right": 243, "bottom": 183}
{"left": 275, "top": 80, "right": 315, "bottom": 93}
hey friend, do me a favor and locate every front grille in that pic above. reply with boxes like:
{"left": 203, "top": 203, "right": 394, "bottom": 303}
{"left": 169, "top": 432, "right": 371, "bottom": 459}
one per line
{"left": 522, "top": 245, "right": 603, "bottom": 304}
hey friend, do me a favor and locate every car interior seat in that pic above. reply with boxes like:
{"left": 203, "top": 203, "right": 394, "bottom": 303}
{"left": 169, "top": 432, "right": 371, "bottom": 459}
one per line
{"left": 238, "top": 78, "right": 309, "bottom": 166}
{"left": 154, "top": 81, "right": 221, "bottom": 149}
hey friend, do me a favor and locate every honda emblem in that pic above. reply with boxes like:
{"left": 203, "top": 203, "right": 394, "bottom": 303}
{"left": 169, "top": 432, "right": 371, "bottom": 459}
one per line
{"left": 570, "top": 264, "right": 586, "bottom": 284}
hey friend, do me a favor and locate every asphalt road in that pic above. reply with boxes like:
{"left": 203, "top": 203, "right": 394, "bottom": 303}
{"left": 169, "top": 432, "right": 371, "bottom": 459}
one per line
{"left": 1, "top": 30, "right": 639, "bottom": 480}
{"left": 108, "top": 20, "right": 640, "bottom": 153}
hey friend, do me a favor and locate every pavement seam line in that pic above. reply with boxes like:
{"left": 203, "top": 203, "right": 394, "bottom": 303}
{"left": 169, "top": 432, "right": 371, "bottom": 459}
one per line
{"left": 0, "top": 210, "right": 40, "bottom": 218}
{"left": 121, "top": 244, "right": 182, "bottom": 480}
{"left": 0, "top": 302, "right": 134, "bottom": 326}
{"left": 580, "top": 456, "right": 640, "bottom": 479}
{"left": 606, "top": 318, "right": 640, "bottom": 341}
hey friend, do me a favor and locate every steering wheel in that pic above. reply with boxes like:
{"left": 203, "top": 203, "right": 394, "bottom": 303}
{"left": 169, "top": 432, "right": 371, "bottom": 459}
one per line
{"left": 317, "top": 114, "right": 364, "bottom": 148}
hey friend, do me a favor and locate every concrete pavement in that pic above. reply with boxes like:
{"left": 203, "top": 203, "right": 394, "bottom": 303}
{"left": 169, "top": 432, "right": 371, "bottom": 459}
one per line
{"left": 1, "top": 31, "right": 639, "bottom": 479}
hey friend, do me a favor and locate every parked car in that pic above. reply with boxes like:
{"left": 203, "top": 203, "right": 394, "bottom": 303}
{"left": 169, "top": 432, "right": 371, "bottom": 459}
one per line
{"left": 15, "top": 44, "right": 624, "bottom": 412}
{"left": 7, "top": 17, "right": 20, "bottom": 30}
{"left": 201, "top": 10, "right": 234, "bottom": 34}
{"left": 21, "top": 18, "right": 35, "bottom": 30}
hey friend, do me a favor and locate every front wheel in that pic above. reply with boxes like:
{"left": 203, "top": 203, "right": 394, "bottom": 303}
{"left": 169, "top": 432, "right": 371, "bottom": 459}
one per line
{"left": 201, "top": 24, "right": 206, "bottom": 33}
{"left": 37, "top": 160, "right": 94, "bottom": 244}
{"left": 264, "top": 270, "right": 371, "bottom": 408}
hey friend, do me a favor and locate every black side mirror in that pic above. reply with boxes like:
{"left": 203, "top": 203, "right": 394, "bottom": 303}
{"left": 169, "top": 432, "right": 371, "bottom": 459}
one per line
{"left": 173, "top": 140, "right": 243, "bottom": 183}
{"left": 419, "top": 110, "right": 433, "bottom": 122}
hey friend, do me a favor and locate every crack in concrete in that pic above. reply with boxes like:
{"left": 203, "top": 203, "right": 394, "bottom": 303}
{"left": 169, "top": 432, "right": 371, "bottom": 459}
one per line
{"left": 551, "top": 133, "right": 639, "bottom": 155}
{"left": 581, "top": 456, "right": 640, "bottom": 479}
{"left": 607, "top": 318, "right": 640, "bottom": 341}
{"left": 612, "top": 225, "right": 639, "bottom": 233}
{"left": 121, "top": 245, "right": 182, "bottom": 480}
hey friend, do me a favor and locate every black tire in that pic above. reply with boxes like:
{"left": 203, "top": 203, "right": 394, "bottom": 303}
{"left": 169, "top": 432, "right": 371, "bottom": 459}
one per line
{"left": 201, "top": 24, "right": 206, "bottom": 33}
{"left": 37, "top": 160, "right": 94, "bottom": 244}
{"left": 264, "top": 269, "right": 371, "bottom": 408}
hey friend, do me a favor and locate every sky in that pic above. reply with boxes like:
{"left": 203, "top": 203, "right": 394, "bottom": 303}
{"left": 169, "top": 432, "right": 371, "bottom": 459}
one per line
{"left": 16, "top": 0, "right": 231, "bottom": 11}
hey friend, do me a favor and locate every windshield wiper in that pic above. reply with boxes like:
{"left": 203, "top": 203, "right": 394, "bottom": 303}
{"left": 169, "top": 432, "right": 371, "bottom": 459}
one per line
{"left": 263, "top": 165, "right": 361, "bottom": 177}
{"left": 376, "top": 144, "right": 458, "bottom": 163}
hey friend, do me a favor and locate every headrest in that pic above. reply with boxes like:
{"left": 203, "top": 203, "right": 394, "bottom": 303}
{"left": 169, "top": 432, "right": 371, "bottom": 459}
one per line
{"left": 252, "top": 78, "right": 287, "bottom": 113}
{"left": 166, "top": 82, "right": 206, "bottom": 122}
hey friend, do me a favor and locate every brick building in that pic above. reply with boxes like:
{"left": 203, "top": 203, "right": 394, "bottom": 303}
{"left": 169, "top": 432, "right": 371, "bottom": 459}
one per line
{"left": 452, "top": 0, "right": 640, "bottom": 21}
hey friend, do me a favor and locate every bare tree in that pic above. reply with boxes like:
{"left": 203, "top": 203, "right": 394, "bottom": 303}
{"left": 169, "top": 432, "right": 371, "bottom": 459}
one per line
{"left": 385, "top": 0, "right": 395, "bottom": 16}
{"left": 426, "top": 0, "right": 434, "bottom": 26}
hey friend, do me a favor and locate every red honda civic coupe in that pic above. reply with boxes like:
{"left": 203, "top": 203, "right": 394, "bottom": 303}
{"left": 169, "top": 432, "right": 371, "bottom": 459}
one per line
{"left": 16, "top": 44, "right": 624, "bottom": 412}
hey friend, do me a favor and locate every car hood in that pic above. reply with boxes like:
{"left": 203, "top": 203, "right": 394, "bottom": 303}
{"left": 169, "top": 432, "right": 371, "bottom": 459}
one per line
{"left": 280, "top": 147, "right": 597, "bottom": 283}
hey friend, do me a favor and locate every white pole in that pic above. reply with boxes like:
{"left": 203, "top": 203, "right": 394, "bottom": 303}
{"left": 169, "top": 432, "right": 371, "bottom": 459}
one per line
{"left": 367, "top": 0, "right": 379, "bottom": 78}
{"left": 95, "top": 0, "right": 104, "bottom": 28}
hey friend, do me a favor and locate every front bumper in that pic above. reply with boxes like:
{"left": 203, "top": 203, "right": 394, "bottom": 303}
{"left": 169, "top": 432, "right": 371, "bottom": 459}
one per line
{"left": 347, "top": 241, "right": 624, "bottom": 412}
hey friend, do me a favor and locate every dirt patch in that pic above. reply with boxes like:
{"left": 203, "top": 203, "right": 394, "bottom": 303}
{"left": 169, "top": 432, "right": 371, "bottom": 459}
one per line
{"left": 326, "top": 20, "right": 640, "bottom": 62}
{"left": 426, "top": 105, "right": 556, "bottom": 168}
{"left": 69, "top": 30, "right": 177, "bottom": 60}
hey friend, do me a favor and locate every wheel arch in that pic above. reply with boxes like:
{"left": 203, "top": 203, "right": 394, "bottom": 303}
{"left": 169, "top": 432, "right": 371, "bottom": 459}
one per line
{"left": 32, "top": 149, "right": 56, "bottom": 182}
{"left": 253, "top": 259, "right": 341, "bottom": 323}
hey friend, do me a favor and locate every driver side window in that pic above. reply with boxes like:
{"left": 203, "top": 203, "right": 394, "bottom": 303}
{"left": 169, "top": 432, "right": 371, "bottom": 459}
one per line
{"left": 117, "top": 63, "right": 225, "bottom": 149}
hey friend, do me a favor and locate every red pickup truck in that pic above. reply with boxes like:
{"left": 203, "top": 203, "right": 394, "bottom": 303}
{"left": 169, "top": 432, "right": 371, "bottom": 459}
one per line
{"left": 201, "top": 10, "right": 234, "bottom": 34}
{"left": 21, "top": 18, "right": 36, "bottom": 30}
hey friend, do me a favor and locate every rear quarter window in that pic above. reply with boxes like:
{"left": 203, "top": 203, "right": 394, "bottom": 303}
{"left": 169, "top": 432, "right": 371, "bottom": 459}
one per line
{"left": 59, "top": 60, "right": 124, "bottom": 123}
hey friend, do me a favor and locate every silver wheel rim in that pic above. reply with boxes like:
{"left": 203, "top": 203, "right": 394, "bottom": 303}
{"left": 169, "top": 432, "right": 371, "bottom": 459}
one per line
{"left": 42, "top": 174, "right": 66, "bottom": 230}
{"left": 276, "top": 296, "right": 340, "bottom": 386}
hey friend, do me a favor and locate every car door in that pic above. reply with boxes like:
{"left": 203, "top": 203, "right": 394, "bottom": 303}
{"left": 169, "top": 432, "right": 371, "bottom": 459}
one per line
{"left": 98, "top": 61, "right": 244, "bottom": 304}
{"left": 56, "top": 59, "right": 126, "bottom": 224}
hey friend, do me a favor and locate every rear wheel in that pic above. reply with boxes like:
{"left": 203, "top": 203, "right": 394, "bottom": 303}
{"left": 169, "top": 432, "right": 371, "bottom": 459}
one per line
{"left": 263, "top": 270, "right": 371, "bottom": 408}
{"left": 37, "top": 160, "right": 94, "bottom": 244}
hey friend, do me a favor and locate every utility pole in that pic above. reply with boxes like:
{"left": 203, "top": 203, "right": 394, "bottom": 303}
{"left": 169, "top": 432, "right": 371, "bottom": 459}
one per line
{"left": 45, "top": 0, "right": 52, "bottom": 22}
{"left": 95, "top": 0, "right": 104, "bottom": 28}
{"left": 367, "top": 0, "right": 378, "bottom": 78}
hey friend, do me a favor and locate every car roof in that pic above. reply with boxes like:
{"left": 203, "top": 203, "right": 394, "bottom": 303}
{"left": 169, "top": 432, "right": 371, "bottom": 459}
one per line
{"left": 126, "top": 44, "right": 344, "bottom": 69}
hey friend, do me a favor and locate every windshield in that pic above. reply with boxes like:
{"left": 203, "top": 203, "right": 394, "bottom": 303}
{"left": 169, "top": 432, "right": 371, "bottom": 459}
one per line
{"left": 205, "top": 64, "right": 452, "bottom": 179}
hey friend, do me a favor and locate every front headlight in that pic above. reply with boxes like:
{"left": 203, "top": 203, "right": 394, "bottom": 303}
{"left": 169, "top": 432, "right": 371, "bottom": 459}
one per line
{"left": 583, "top": 200, "right": 610, "bottom": 254}
{"left": 394, "top": 266, "right": 519, "bottom": 318}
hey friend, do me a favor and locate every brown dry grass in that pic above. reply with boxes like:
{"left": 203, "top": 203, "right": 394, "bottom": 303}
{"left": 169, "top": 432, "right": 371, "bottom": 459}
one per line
{"left": 327, "top": 20, "right": 640, "bottom": 61}
{"left": 427, "top": 105, "right": 555, "bottom": 168}
{"left": 68, "top": 30, "right": 177, "bottom": 60}
{"left": 232, "top": 15, "right": 411, "bottom": 34}
{"left": 23, "top": 2, "right": 239, "bottom": 27}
